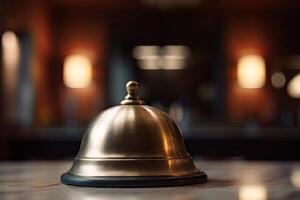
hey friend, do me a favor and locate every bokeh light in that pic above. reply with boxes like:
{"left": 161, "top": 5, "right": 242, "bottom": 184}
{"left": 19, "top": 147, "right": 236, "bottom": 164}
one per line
{"left": 2, "top": 31, "right": 20, "bottom": 68}
{"left": 237, "top": 55, "right": 266, "bottom": 89}
{"left": 63, "top": 55, "right": 92, "bottom": 88}
{"left": 271, "top": 72, "right": 286, "bottom": 89}
{"left": 133, "top": 45, "right": 189, "bottom": 70}
{"left": 287, "top": 73, "right": 300, "bottom": 98}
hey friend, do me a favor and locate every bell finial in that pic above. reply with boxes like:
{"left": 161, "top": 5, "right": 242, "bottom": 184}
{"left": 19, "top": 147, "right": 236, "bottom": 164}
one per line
{"left": 126, "top": 80, "right": 139, "bottom": 96}
{"left": 121, "top": 80, "right": 145, "bottom": 105}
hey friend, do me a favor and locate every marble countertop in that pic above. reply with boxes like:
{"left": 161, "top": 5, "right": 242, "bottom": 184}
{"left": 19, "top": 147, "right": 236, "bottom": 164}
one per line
{"left": 1, "top": 159, "right": 300, "bottom": 199}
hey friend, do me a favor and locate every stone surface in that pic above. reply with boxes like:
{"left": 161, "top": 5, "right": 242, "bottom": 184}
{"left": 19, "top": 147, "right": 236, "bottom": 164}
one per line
{"left": 0, "top": 159, "right": 300, "bottom": 199}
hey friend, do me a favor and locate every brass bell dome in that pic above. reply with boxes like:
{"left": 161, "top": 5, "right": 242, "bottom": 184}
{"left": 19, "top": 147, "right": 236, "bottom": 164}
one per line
{"left": 61, "top": 81, "right": 207, "bottom": 187}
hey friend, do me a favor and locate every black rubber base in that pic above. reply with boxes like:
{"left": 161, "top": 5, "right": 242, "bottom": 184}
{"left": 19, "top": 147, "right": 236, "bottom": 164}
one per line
{"left": 61, "top": 172, "right": 207, "bottom": 188}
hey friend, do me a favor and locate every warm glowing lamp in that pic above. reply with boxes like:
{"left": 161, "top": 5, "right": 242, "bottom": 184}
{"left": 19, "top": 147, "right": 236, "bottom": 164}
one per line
{"left": 287, "top": 73, "right": 300, "bottom": 98}
{"left": 237, "top": 55, "right": 266, "bottom": 89}
{"left": 63, "top": 55, "right": 92, "bottom": 88}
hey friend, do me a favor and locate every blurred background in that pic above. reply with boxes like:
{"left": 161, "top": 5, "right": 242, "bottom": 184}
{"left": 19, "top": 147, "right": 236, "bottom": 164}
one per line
{"left": 1, "top": 0, "right": 300, "bottom": 161}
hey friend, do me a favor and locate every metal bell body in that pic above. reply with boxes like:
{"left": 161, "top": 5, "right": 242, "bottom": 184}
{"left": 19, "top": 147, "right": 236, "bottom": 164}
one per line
{"left": 61, "top": 81, "right": 207, "bottom": 187}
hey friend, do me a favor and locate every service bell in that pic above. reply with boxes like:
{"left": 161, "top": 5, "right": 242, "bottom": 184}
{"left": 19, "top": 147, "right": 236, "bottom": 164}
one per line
{"left": 61, "top": 81, "right": 207, "bottom": 187}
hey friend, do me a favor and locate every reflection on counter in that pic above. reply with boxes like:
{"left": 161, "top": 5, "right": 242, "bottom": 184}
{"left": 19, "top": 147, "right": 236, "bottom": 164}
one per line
{"left": 291, "top": 168, "right": 300, "bottom": 188}
{"left": 239, "top": 185, "right": 267, "bottom": 200}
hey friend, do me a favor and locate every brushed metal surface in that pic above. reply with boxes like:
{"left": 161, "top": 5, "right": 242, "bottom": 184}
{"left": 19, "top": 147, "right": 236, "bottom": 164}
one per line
{"left": 78, "top": 105, "right": 189, "bottom": 159}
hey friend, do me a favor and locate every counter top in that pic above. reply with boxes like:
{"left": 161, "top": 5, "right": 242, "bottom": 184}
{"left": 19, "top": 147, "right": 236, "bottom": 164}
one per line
{"left": 1, "top": 159, "right": 300, "bottom": 199}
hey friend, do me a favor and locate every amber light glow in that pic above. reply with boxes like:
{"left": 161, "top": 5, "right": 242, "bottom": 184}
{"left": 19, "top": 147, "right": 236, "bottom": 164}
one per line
{"left": 63, "top": 55, "right": 92, "bottom": 88}
{"left": 237, "top": 55, "right": 266, "bottom": 89}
